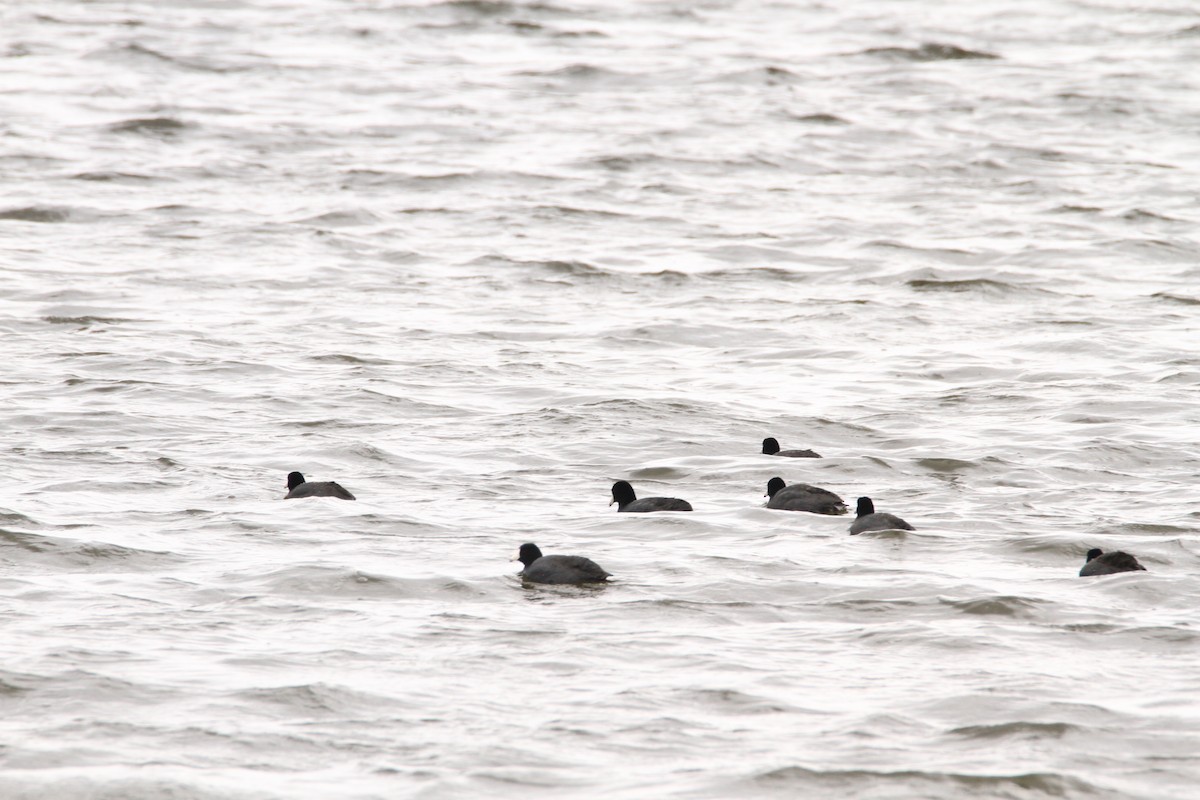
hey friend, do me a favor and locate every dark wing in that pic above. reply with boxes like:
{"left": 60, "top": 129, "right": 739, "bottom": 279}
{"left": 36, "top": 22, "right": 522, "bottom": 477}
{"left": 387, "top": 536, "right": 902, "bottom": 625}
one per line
{"left": 776, "top": 449, "right": 822, "bottom": 459}
{"left": 850, "top": 513, "right": 914, "bottom": 534}
{"left": 523, "top": 555, "right": 611, "bottom": 584}
{"left": 1080, "top": 551, "right": 1144, "bottom": 576}
{"left": 768, "top": 484, "right": 846, "bottom": 515}
{"left": 286, "top": 481, "right": 356, "bottom": 500}
{"left": 623, "top": 497, "right": 693, "bottom": 512}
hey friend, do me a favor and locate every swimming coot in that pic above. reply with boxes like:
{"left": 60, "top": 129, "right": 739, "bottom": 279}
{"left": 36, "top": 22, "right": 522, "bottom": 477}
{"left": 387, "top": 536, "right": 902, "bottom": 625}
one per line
{"left": 610, "top": 480, "right": 693, "bottom": 512}
{"left": 284, "top": 471, "right": 356, "bottom": 500}
{"left": 513, "top": 543, "right": 611, "bottom": 584}
{"left": 764, "top": 477, "right": 846, "bottom": 515}
{"left": 1079, "top": 548, "right": 1146, "bottom": 577}
{"left": 849, "top": 496, "right": 915, "bottom": 534}
{"left": 762, "top": 437, "right": 821, "bottom": 459}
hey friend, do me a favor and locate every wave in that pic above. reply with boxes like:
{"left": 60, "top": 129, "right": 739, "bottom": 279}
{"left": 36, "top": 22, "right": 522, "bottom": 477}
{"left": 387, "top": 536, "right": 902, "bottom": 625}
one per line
{"left": 712, "top": 65, "right": 803, "bottom": 85}
{"left": 71, "top": 171, "right": 158, "bottom": 183}
{"left": 914, "top": 457, "right": 980, "bottom": 473}
{"left": 680, "top": 687, "right": 795, "bottom": 714}
{"left": 0, "top": 777, "right": 255, "bottom": 800}
{"left": 468, "top": 255, "right": 611, "bottom": 279}
{"left": 294, "top": 209, "right": 382, "bottom": 227}
{"left": 244, "top": 565, "right": 492, "bottom": 600}
{"left": 230, "top": 681, "right": 408, "bottom": 716}
{"left": 1151, "top": 291, "right": 1200, "bottom": 305}
{"left": 341, "top": 168, "right": 565, "bottom": 190}
{"left": 949, "top": 721, "right": 1079, "bottom": 739}
{"left": 857, "top": 43, "right": 1000, "bottom": 61}
{"left": 746, "top": 765, "right": 1094, "bottom": 797}
{"left": 907, "top": 278, "right": 1029, "bottom": 294}
{"left": 576, "top": 152, "right": 773, "bottom": 175}
{"left": 107, "top": 117, "right": 189, "bottom": 137}
{"left": 432, "top": 0, "right": 576, "bottom": 17}
{"left": 42, "top": 314, "right": 137, "bottom": 326}
{"left": 0, "top": 206, "right": 72, "bottom": 223}
{"left": 1121, "top": 208, "right": 1180, "bottom": 223}
{"left": 0, "top": 530, "right": 180, "bottom": 573}
{"left": 787, "top": 112, "right": 848, "bottom": 124}
{"left": 516, "top": 63, "right": 632, "bottom": 85}
{"left": 0, "top": 510, "right": 42, "bottom": 529}
{"left": 0, "top": 667, "right": 175, "bottom": 708}
{"left": 96, "top": 43, "right": 250, "bottom": 74}
{"left": 938, "top": 595, "right": 1046, "bottom": 617}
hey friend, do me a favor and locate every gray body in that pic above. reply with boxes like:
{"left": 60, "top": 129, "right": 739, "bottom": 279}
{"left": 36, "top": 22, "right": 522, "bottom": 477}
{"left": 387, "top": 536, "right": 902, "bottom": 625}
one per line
{"left": 285, "top": 471, "right": 356, "bottom": 500}
{"left": 611, "top": 480, "right": 692, "bottom": 513}
{"left": 762, "top": 437, "right": 821, "bottom": 459}
{"left": 522, "top": 554, "right": 612, "bottom": 585}
{"left": 286, "top": 481, "right": 356, "bottom": 500}
{"left": 850, "top": 512, "right": 914, "bottom": 534}
{"left": 1079, "top": 549, "right": 1145, "bottom": 577}
{"left": 766, "top": 480, "right": 847, "bottom": 515}
{"left": 619, "top": 497, "right": 693, "bottom": 512}
{"left": 850, "top": 497, "right": 914, "bottom": 534}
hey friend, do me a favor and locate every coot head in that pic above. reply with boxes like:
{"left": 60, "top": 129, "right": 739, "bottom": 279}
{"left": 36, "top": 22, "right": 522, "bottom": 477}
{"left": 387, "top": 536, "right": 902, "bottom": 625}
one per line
{"left": 762, "top": 437, "right": 781, "bottom": 455}
{"left": 765, "top": 477, "right": 786, "bottom": 498}
{"left": 515, "top": 543, "right": 543, "bottom": 568}
{"left": 611, "top": 480, "right": 637, "bottom": 507}
{"left": 1085, "top": 547, "right": 1103, "bottom": 562}
{"left": 855, "top": 497, "right": 876, "bottom": 517}
{"left": 287, "top": 472, "right": 306, "bottom": 491}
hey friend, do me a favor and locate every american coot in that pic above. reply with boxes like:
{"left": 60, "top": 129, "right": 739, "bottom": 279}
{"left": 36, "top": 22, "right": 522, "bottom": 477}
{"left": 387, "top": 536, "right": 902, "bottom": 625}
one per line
{"left": 513, "top": 543, "right": 611, "bottom": 585}
{"left": 849, "top": 496, "right": 915, "bottom": 534}
{"left": 610, "top": 480, "right": 693, "bottom": 512}
{"left": 284, "top": 471, "right": 356, "bottom": 500}
{"left": 1079, "top": 548, "right": 1146, "bottom": 577}
{"left": 762, "top": 437, "right": 822, "bottom": 459}
{"left": 765, "top": 477, "right": 846, "bottom": 515}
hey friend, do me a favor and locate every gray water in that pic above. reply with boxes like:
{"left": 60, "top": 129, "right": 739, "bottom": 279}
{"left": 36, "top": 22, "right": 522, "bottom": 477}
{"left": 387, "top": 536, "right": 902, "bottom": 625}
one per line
{"left": 2, "top": 0, "right": 1199, "bottom": 798}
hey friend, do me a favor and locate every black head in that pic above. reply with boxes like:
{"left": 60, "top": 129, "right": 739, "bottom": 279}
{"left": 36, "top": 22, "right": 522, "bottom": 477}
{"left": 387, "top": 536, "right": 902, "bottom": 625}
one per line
{"left": 287, "top": 472, "right": 306, "bottom": 490}
{"left": 765, "top": 477, "right": 786, "bottom": 497}
{"left": 517, "top": 542, "right": 543, "bottom": 567}
{"left": 611, "top": 480, "right": 637, "bottom": 506}
{"left": 1085, "top": 548, "right": 1103, "bottom": 562}
{"left": 855, "top": 497, "right": 875, "bottom": 517}
{"left": 762, "top": 437, "right": 781, "bottom": 455}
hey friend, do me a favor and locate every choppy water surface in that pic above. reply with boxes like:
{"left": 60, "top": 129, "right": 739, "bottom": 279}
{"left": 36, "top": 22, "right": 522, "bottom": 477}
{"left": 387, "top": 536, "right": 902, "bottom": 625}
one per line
{"left": 2, "top": 0, "right": 1199, "bottom": 797}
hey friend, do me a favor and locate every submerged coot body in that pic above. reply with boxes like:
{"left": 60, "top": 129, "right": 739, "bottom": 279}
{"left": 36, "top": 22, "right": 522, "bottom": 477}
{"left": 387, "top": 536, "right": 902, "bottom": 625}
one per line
{"left": 285, "top": 471, "right": 356, "bottom": 500}
{"left": 514, "top": 543, "right": 611, "bottom": 585}
{"left": 610, "top": 480, "right": 692, "bottom": 512}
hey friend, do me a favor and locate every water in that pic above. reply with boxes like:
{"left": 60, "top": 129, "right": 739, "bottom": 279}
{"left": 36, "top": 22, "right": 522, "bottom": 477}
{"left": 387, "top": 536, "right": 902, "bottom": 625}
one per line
{"left": 2, "top": 0, "right": 1199, "bottom": 797}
